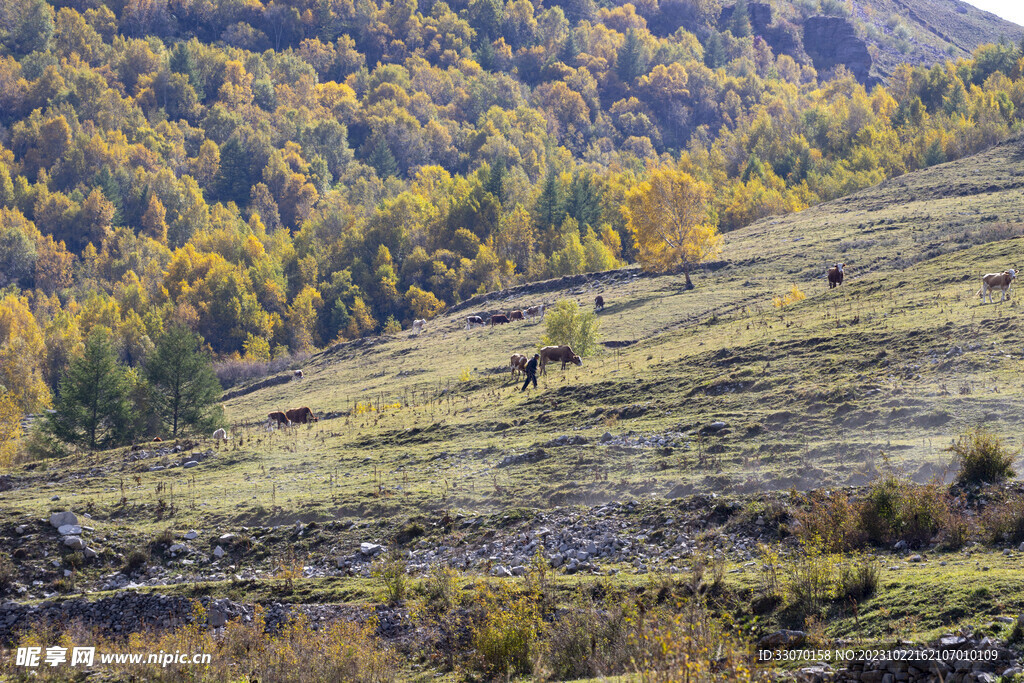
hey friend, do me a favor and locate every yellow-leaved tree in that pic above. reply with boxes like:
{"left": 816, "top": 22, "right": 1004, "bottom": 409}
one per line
{"left": 623, "top": 166, "right": 722, "bottom": 289}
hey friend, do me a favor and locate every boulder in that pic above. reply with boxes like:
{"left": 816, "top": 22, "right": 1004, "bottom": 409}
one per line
{"left": 63, "top": 536, "right": 86, "bottom": 550}
{"left": 213, "top": 545, "right": 225, "bottom": 559}
{"left": 360, "top": 543, "right": 383, "bottom": 556}
{"left": 49, "top": 512, "right": 77, "bottom": 529}
{"left": 758, "top": 629, "right": 806, "bottom": 649}
{"left": 57, "top": 525, "right": 82, "bottom": 536}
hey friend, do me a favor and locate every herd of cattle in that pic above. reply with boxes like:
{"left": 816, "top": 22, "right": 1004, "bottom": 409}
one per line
{"left": 211, "top": 264, "right": 1018, "bottom": 438}
{"left": 466, "top": 303, "right": 546, "bottom": 329}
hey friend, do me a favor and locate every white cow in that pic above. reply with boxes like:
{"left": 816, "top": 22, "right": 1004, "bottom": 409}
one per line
{"left": 978, "top": 269, "right": 1017, "bottom": 303}
{"left": 213, "top": 428, "right": 228, "bottom": 441}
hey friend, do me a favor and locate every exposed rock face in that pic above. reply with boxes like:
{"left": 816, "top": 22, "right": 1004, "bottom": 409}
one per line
{"left": 802, "top": 16, "right": 873, "bottom": 83}
{"left": 719, "top": 1, "right": 773, "bottom": 35}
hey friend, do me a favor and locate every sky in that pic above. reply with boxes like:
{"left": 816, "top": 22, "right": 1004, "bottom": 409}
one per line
{"left": 962, "top": 0, "right": 1024, "bottom": 28}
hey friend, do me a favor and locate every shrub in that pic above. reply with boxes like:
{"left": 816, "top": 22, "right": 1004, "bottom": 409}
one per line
{"left": 948, "top": 427, "right": 1017, "bottom": 486}
{"left": 796, "top": 490, "right": 863, "bottom": 551}
{"left": 787, "top": 540, "right": 836, "bottom": 615}
{"left": 470, "top": 582, "right": 541, "bottom": 678}
{"left": 372, "top": 548, "right": 408, "bottom": 605}
{"left": 543, "top": 590, "right": 638, "bottom": 680}
{"left": 859, "top": 475, "right": 949, "bottom": 547}
{"left": 836, "top": 556, "right": 879, "bottom": 602}
{"left": 542, "top": 299, "right": 600, "bottom": 356}
{"left": 981, "top": 497, "right": 1024, "bottom": 544}
{"left": 421, "top": 564, "right": 458, "bottom": 616}
{"left": 772, "top": 284, "right": 806, "bottom": 308}
{"left": 123, "top": 549, "right": 149, "bottom": 574}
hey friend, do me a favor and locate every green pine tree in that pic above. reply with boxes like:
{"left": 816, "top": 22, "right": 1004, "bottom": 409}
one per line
{"left": 616, "top": 28, "right": 650, "bottom": 83}
{"left": 367, "top": 137, "right": 399, "bottom": 178}
{"left": 147, "top": 324, "right": 224, "bottom": 437}
{"left": 729, "top": 0, "right": 752, "bottom": 38}
{"left": 169, "top": 42, "right": 205, "bottom": 100}
{"left": 484, "top": 157, "right": 506, "bottom": 204}
{"left": 49, "top": 328, "right": 134, "bottom": 449}
{"left": 533, "top": 169, "right": 564, "bottom": 234}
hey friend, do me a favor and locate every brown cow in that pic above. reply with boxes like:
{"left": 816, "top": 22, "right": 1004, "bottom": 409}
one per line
{"left": 539, "top": 345, "right": 583, "bottom": 375}
{"left": 268, "top": 411, "right": 289, "bottom": 426}
{"left": 490, "top": 314, "right": 510, "bottom": 326}
{"left": 827, "top": 263, "right": 845, "bottom": 289}
{"left": 595, "top": 295, "right": 605, "bottom": 312}
{"left": 510, "top": 353, "right": 527, "bottom": 379}
{"left": 509, "top": 310, "right": 524, "bottom": 321}
{"left": 286, "top": 407, "right": 318, "bottom": 424}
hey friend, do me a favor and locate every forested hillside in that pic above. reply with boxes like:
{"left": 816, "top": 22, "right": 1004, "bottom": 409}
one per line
{"left": 2, "top": 0, "right": 1024, "bottom": 449}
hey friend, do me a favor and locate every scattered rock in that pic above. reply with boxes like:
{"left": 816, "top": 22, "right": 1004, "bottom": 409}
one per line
{"left": 63, "top": 536, "right": 86, "bottom": 550}
{"left": 360, "top": 543, "right": 384, "bottom": 557}
{"left": 49, "top": 511, "right": 77, "bottom": 528}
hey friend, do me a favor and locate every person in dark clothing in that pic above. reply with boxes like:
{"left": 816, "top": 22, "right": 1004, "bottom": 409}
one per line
{"left": 521, "top": 353, "right": 540, "bottom": 391}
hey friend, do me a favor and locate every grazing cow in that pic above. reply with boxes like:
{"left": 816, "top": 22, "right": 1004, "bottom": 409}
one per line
{"left": 153, "top": 437, "right": 162, "bottom": 442}
{"left": 268, "top": 411, "right": 290, "bottom": 427}
{"left": 827, "top": 263, "right": 845, "bottom": 289}
{"left": 286, "top": 406, "right": 318, "bottom": 424}
{"left": 525, "top": 305, "right": 545, "bottom": 320}
{"left": 490, "top": 314, "right": 510, "bottom": 326}
{"left": 539, "top": 345, "right": 583, "bottom": 375}
{"left": 510, "top": 353, "right": 527, "bottom": 379}
{"left": 213, "top": 428, "right": 228, "bottom": 441}
{"left": 595, "top": 295, "right": 605, "bottom": 312}
{"left": 411, "top": 319, "right": 426, "bottom": 334}
{"left": 294, "top": 369, "right": 303, "bottom": 379}
{"left": 509, "top": 310, "right": 525, "bottom": 321}
{"left": 978, "top": 269, "right": 1017, "bottom": 303}
{"left": 466, "top": 315, "right": 485, "bottom": 329}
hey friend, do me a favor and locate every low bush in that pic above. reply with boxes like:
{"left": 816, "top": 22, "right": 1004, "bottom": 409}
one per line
{"left": 123, "top": 549, "right": 149, "bottom": 574}
{"left": 371, "top": 548, "right": 408, "bottom": 605}
{"left": 859, "top": 475, "right": 950, "bottom": 547}
{"left": 787, "top": 540, "right": 837, "bottom": 616}
{"left": 981, "top": 497, "right": 1024, "bottom": 544}
{"left": 795, "top": 490, "right": 863, "bottom": 551}
{"left": 948, "top": 427, "right": 1017, "bottom": 486}
{"left": 469, "top": 581, "right": 542, "bottom": 678}
{"left": 836, "top": 556, "right": 880, "bottom": 602}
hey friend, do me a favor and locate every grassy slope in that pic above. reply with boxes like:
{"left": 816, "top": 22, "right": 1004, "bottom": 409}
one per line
{"left": 7, "top": 134, "right": 1024, "bottom": 531}
{"left": 6, "top": 134, "right": 1024, "bottom": 654}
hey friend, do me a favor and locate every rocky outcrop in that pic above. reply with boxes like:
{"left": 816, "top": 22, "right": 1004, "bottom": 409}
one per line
{"left": 719, "top": 1, "right": 773, "bottom": 35}
{"left": 802, "top": 16, "right": 873, "bottom": 84}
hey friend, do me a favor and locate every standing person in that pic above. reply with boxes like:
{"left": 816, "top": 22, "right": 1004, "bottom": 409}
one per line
{"left": 521, "top": 353, "right": 540, "bottom": 392}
